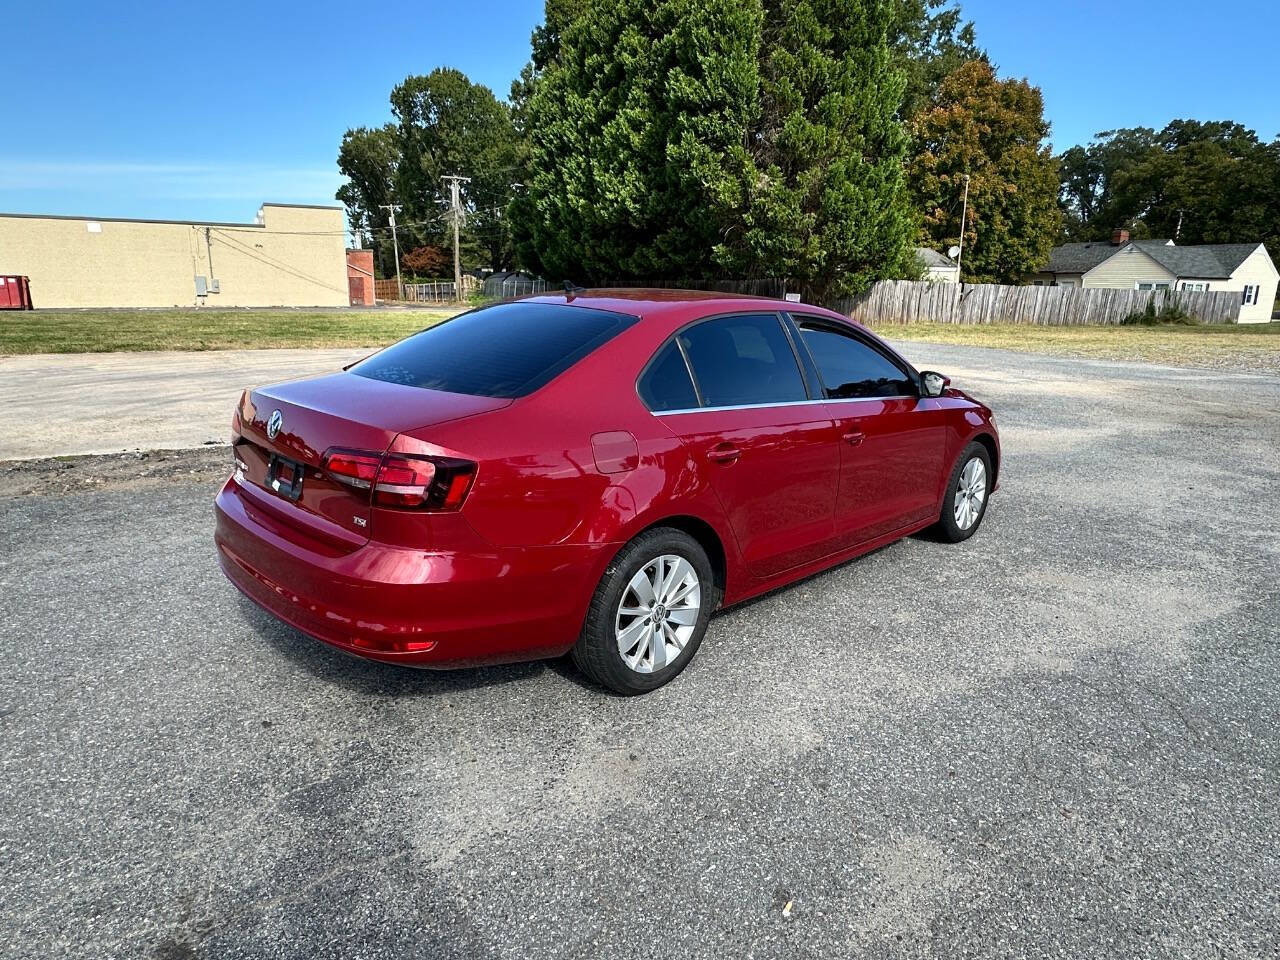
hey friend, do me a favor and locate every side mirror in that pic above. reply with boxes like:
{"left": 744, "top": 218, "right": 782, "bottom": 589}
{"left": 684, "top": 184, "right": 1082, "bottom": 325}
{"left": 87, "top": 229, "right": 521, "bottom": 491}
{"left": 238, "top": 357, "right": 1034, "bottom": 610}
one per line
{"left": 920, "top": 371, "right": 950, "bottom": 398}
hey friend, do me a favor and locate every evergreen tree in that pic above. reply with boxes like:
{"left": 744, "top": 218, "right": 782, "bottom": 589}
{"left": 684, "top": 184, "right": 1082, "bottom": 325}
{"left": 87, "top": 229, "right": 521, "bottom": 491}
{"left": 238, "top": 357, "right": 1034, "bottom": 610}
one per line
{"left": 717, "top": 0, "right": 918, "bottom": 301}
{"left": 516, "top": 0, "right": 761, "bottom": 282}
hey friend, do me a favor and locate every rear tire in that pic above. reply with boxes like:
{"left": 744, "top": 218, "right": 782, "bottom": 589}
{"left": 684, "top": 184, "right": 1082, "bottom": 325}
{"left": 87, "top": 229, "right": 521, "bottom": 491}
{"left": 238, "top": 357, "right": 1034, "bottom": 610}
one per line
{"left": 572, "top": 528, "right": 718, "bottom": 695}
{"left": 936, "top": 442, "right": 992, "bottom": 543}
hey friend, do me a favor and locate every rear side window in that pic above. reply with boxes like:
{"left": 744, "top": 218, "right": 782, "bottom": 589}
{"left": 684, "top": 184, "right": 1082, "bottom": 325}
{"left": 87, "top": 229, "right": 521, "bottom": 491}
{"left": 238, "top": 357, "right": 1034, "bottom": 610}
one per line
{"left": 350, "top": 302, "right": 636, "bottom": 398}
{"left": 638, "top": 341, "right": 699, "bottom": 412}
{"left": 677, "top": 314, "right": 807, "bottom": 408}
{"left": 796, "top": 322, "right": 915, "bottom": 399}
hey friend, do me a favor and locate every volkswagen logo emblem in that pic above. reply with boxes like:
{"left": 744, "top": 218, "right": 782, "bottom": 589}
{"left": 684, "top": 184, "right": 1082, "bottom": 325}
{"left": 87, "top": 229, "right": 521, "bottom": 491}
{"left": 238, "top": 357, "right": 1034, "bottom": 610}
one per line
{"left": 267, "top": 410, "right": 284, "bottom": 440}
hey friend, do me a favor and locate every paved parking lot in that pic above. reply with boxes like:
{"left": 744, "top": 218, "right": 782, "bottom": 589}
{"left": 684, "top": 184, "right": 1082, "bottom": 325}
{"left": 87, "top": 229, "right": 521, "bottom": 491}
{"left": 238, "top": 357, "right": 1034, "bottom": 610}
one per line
{"left": 2, "top": 343, "right": 1278, "bottom": 959}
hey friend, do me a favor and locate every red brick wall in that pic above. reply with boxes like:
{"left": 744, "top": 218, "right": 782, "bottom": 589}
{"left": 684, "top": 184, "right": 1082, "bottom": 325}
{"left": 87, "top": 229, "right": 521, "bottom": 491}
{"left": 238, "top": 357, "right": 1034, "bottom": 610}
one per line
{"left": 345, "top": 249, "right": 375, "bottom": 306}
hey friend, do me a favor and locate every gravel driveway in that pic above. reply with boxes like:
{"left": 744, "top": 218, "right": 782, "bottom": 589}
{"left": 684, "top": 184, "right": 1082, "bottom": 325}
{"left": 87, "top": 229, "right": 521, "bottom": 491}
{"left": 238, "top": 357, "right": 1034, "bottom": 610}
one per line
{"left": 1, "top": 344, "right": 1277, "bottom": 959}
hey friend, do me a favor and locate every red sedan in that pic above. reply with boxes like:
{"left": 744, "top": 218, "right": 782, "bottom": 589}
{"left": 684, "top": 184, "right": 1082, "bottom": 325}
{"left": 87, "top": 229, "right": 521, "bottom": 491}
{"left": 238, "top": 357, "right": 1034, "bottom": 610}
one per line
{"left": 215, "top": 290, "right": 999, "bottom": 693}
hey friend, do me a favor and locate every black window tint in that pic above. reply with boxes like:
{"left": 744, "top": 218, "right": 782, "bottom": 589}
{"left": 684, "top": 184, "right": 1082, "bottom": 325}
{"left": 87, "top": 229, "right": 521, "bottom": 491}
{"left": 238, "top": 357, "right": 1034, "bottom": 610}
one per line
{"left": 678, "top": 314, "right": 807, "bottom": 408}
{"left": 638, "top": 341, "right": 699, "bottom": 412}
{"left": 798, "top": 323, "right": 915, "bottom": 399}
{"left": 350, "top": 302, "right": 634, "bottom": 398}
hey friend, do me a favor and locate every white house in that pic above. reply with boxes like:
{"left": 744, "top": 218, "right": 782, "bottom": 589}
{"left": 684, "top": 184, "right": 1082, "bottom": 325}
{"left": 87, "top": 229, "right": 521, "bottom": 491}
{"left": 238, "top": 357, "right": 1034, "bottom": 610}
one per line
{"left": 915, "top": 247, "right": 960, "bottom": 284}
{"left": 1035, "top": 232, "right": 1277, "bottom": 323}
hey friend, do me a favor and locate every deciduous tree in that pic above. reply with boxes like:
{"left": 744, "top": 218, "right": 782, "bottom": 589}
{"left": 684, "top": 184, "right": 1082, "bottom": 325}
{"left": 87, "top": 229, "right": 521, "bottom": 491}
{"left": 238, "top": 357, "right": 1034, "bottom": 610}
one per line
{"left": 1058, "top": 121, "right": 1280, "bottom": 256}
{"left": 908, "top": 60, "right": 1061, "bottom": 283}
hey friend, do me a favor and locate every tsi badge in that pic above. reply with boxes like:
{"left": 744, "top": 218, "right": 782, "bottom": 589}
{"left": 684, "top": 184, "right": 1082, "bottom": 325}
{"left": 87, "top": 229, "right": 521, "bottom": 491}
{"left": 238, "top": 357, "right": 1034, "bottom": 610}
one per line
{"left": 267, "top": 409, "right": 283, "bottom": 440}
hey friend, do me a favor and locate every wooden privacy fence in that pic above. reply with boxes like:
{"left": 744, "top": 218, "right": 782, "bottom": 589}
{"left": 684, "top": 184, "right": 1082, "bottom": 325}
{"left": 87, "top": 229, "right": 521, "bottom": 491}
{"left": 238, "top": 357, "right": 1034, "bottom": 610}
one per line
{"left": 838, "top": 281, "right": 1242, "bottom": 326}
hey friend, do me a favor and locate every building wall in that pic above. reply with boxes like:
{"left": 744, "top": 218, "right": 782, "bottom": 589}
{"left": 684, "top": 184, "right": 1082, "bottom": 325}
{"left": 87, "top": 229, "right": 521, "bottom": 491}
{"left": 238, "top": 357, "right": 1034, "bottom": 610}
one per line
{"left": 1081, "top": 246, "right": 1176, "bottom": 289}
{"left": 1227, "top": 245, "right": 1279, "bottom": 324}
{"left": 923, "top": 265, "right": 960, "bottom": 284}
{"left": 0, "top": 203, "right": 348, "bottom": 308}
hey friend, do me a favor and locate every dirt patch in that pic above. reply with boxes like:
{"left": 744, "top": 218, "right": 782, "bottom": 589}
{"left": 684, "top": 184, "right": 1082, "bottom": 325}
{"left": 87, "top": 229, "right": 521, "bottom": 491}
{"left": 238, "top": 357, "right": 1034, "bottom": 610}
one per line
{"left": 0, "top": 446, "right": 230, "bottom": 499}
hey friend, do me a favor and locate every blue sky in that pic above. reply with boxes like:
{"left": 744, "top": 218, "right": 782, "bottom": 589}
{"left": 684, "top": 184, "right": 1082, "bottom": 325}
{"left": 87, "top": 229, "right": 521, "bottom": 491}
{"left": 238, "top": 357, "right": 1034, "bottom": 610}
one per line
{"left": 3, "top": 0, "right": 1277, "bottom": 226}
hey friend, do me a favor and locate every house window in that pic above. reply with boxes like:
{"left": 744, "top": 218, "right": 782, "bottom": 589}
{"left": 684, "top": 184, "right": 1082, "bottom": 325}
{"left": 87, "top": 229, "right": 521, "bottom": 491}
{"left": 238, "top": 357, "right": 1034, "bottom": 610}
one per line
{"left": 1181, "top": 282, "right": 1207, "bottom": 292}
{"left": 1242, "top": 285, "right": 1258, "bottom": 305}
{"left": 1136, "top": 282, "right": 1171, "bottom": 291}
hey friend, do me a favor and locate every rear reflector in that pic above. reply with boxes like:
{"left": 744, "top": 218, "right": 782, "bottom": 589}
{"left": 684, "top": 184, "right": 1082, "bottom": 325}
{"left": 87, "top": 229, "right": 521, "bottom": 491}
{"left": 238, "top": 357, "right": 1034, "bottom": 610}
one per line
{"left": 322, "top": 448, "right": 476, "bottom": 510}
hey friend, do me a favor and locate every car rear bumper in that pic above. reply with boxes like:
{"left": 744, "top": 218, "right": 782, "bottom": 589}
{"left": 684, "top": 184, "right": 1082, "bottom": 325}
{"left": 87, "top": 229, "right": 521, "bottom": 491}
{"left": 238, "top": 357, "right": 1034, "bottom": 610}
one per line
{"left": 214, "top": 478, "right": 612, "bottom": 667}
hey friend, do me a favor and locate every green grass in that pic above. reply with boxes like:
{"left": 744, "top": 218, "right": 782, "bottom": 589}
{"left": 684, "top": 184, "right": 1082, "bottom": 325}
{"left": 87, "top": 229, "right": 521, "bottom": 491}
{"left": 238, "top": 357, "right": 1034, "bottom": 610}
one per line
{"left": 0, "top": 308, "right": 462, "bottom": 354}
{"left": 873, "top": 321, "right": 1280, "bottom": 372}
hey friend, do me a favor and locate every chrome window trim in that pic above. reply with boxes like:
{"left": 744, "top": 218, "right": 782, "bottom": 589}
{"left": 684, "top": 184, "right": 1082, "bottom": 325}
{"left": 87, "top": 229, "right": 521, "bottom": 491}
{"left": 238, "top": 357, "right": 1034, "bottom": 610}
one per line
{"left": 652, "top": 395, "right": 916, "bottom": 416}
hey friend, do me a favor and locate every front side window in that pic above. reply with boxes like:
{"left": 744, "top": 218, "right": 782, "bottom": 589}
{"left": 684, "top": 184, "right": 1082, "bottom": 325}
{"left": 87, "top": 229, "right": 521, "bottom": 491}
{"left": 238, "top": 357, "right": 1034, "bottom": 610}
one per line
{"left": 677, "top": 314, "right": 807, "bottom": 408}
{"left": 351, "top": 301, "right": 635, "bottom": 398}
{"left": 796, "top": 321, "right": 915, "bottom": 399}
{"left": 638, "top": 341, "right": 699, "bottom": 412}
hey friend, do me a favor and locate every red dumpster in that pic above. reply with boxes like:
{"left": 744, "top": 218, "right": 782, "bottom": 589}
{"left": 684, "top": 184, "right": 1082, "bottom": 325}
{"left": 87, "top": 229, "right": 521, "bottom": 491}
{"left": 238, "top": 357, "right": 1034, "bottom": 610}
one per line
{"left": 0, "top": 276, "right": 33, "bottom": 310}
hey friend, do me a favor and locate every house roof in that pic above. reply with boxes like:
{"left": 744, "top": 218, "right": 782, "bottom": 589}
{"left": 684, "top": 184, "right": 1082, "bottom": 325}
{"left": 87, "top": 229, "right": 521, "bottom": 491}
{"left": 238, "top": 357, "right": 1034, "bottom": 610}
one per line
{"left": 915, "top": 247, "right": 957, "bottom": 270}
{"left": 1044, "top": 242, "right": 1127, "bottom": 274}
{"left": 1045, "top": 240, "right": 1262, "bottom": 279}
{"left": 1131, "top": 241, "right": 1259, "bottom": 279}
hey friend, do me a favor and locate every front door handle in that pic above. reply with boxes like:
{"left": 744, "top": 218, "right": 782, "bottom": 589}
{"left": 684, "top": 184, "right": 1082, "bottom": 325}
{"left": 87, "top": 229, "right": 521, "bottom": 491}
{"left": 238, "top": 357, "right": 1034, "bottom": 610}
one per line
{"left": 707, "top": 443, "right": 741, "bottom": 464}
{"left": 842, "top": 430, "right": 865, "bottom": 447}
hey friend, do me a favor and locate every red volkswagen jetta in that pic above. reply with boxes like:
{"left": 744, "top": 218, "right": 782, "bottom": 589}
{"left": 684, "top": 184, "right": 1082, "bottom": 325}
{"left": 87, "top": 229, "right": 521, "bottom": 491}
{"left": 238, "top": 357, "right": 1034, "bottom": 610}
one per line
{"left": 215, "top": 290, "right": 999, "bottom": 693}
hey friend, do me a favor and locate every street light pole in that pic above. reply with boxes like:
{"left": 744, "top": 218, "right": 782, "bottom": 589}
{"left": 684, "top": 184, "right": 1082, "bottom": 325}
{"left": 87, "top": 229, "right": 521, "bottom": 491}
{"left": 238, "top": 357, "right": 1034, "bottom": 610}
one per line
{"left": 956, "top": 174, "right": 971, "bottom": 281}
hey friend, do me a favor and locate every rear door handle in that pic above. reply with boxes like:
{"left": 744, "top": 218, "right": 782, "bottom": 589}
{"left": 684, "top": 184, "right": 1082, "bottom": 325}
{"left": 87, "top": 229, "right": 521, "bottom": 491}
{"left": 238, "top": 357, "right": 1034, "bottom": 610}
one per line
{"left": 842, "top": 430, "right": 865, "bottom": 447}
{"left": 707, "top": 443, "right": 741, "bottom": 464}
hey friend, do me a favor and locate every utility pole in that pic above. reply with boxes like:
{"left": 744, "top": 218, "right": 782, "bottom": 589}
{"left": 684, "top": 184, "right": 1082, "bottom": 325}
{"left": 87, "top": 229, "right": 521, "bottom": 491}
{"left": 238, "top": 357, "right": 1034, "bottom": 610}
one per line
{"left": 956, "top": 174, "right": 971, "bottom": 281}
{"left": 379, "top": 203, "right": 403, "bottom": 299}
{"left": 442, "top": 175, "right": 471, "bottom": 301}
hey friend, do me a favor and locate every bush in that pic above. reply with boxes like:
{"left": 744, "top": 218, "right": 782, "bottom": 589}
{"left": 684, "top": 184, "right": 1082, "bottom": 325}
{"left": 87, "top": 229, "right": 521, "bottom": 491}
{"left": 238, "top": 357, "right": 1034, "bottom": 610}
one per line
{"left": 1120, "top": 295, "right": 1199, "bottom": 326}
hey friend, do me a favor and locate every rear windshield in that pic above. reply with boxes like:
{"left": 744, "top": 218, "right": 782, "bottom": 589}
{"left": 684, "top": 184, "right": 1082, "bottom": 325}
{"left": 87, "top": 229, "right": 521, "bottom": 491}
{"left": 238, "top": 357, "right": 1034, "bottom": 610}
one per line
{"left": 350, "top": 301, "right": 637, "bottom": 398}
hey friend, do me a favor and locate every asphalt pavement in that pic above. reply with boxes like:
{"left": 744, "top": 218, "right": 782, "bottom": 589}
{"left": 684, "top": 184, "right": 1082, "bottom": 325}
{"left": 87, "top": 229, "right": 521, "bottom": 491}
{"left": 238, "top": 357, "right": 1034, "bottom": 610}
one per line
{"left": 1, "top": 343, "right": 1278, "bottom": 959}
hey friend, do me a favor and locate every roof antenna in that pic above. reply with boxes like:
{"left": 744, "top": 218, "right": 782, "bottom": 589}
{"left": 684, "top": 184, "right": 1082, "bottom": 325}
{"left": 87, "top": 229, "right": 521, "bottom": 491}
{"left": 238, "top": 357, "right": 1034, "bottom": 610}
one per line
{"left": 563, "top": 279, "right": 584, "bottom": 301}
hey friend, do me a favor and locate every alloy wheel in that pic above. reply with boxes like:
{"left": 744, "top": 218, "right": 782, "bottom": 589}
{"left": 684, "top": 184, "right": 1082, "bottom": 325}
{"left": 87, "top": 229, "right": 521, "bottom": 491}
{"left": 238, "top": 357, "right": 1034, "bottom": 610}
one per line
{"left": 615, "top": 555, "right": 701, "bottom": 673}
{"left": 953, "top": 457, "right": 987, "bottom": 530}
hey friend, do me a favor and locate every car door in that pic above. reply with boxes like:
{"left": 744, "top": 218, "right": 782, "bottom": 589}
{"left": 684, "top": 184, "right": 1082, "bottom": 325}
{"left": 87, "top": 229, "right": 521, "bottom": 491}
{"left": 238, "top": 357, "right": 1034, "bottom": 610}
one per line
{"left": 645, "top": 313, "right": 841, "bottom": 579}
{"left": 788, "top": 316, "right": 947, "bottom": 547}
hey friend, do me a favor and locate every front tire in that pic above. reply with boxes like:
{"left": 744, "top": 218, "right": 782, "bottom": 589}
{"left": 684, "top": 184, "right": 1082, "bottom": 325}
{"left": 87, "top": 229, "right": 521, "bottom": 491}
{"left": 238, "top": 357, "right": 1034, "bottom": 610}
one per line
{"left": 572, "top": 528, "right": 718, "bottom": 695}
{"left": 936, "top": 442, "right": 992, "bottom": 543}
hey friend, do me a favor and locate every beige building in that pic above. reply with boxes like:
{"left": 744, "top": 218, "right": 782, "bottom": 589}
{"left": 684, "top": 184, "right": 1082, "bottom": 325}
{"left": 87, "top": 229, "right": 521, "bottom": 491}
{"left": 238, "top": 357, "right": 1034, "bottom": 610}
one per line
{"left": 1035, "top": 232, "right": 1278, "bottom": 323}
{"left": 0, "top": 203, "right": 349, "bottom": 308}
{"left": 915, "top": 247, "right": 960, "bottom": 284}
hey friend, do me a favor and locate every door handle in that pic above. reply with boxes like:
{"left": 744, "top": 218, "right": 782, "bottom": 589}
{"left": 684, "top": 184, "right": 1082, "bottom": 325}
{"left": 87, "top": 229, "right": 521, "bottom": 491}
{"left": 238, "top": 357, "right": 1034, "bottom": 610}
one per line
{"left": 842, "top": 430, "right": 865, "bottom": 447}
{"left": 707, "top": 443, "right": 741, "bottom": 464}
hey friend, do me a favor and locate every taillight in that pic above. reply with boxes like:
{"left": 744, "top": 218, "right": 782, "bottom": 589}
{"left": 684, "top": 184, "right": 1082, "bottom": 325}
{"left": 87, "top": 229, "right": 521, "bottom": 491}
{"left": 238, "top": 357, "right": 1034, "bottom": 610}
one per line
{"left": 322, "top": 449, "right": 381, "bottom": 490}
{"left": 373, "top": 454, "right": 436, "bottom": 507}
{"left": 322, "top": 448, "right": 476, "bottom": 510}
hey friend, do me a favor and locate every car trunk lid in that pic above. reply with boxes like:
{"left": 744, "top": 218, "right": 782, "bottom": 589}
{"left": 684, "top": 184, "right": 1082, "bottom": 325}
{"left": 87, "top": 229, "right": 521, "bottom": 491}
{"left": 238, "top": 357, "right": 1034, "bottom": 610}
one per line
{"left": 234, "top": 372, "right": 509, "bottom": 547}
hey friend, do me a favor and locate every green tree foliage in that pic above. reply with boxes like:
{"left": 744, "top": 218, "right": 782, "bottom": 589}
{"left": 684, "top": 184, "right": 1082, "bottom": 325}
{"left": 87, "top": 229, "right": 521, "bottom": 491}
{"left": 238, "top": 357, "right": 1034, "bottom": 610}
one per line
{"left": 891, "top": 0, "right": 982, "bottom": 121}
{"left": 336, "top": 69, "right": 523, "bottom": 275}
{"left": 516, "top": 0, "right": 762, "bottom": 282}
{"left": 514, "top": 0, "right": 917, "bottom": 301}
{"left": 717, "top": 0, "right": 918, "bottom": 301}
{"left": 390, "top": 69, "right": 524, "bottom": 271}
{"left": 908, "top": 60, "right": 1061, "bottom": 283}
{"left": 1059, "top": 121, "right": 1280, "bottom": 255}
{"left": 336, "top": 124, "right": 400, "bottom": 278}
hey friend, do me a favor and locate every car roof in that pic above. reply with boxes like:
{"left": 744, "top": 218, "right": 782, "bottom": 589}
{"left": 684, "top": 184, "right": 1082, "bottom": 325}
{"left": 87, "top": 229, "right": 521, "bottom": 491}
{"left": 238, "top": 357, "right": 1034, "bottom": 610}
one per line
{"left": 520, "top": 287, "right": 852, "bottom": 323}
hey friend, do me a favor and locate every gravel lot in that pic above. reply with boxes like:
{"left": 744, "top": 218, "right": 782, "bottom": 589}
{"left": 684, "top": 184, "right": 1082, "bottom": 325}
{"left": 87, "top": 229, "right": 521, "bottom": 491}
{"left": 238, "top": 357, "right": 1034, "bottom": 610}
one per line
{"left": 2, "top": 344, "right": 1277, "bottom": 959}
